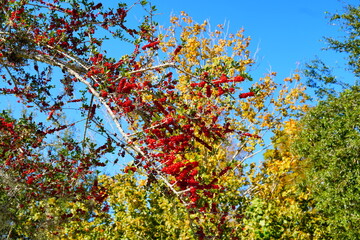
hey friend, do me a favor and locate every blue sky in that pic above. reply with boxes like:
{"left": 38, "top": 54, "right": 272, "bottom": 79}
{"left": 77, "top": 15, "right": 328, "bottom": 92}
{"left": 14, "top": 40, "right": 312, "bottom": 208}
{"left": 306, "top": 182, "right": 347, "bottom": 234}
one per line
{"left": 93, "top": 1, "right": 360, "bottom": 173}
{"left": 145, "top": 0, "right": 357, "bottom": 83}
{"left": 105, "top": 0, "right": 357, "bottom": 172}
{"left": 1, "top": 1, "right": 357, "bottom": 175}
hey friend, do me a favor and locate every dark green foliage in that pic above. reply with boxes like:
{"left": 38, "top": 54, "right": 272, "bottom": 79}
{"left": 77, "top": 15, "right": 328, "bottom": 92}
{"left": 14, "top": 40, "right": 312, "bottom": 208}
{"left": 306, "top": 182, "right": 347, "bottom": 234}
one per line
{"left": 327, "top": 5, "right": 360, "bottom": 78}
{"left": 304, "top": 58, "right": 349, "bottom": 99}
{"left": 304, "top": 4, "right": 360, "bottom": 99}
{"left": 294, "top": 87, "right": 360, "bottom": 239}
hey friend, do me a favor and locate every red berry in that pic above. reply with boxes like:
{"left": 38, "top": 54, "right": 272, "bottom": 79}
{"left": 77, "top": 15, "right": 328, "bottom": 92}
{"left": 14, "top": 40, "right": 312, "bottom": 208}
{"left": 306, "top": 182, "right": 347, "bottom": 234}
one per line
{"left": 100, "top": 90, "right": 108, "bottom": 97}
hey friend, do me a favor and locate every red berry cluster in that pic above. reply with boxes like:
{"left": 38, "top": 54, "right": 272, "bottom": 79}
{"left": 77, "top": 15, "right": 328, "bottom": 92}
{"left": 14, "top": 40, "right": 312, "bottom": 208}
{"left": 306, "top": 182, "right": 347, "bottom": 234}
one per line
{"left": 239, "top": 91, "right": 255, "bottom": 98}
{"left": 142, "top": 39, "right": 160, "bottom": 50}
{"left": 189, "top": 74, "right": 248, "bottom": 98}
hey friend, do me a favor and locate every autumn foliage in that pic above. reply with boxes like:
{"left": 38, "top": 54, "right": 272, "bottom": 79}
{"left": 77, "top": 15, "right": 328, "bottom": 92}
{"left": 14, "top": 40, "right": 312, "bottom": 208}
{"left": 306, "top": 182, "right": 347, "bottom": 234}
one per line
{"left": 0, "top": 0, "right": 313, "bottom": 239}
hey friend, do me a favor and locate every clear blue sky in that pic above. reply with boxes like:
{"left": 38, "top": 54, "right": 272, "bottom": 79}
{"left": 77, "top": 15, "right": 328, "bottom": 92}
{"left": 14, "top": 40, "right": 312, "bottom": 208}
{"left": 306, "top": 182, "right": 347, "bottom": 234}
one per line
{"left": 144, "top": 0, "right": 357, "bottom": 83}
{"left": 106, "top": 0, "right": 359, "bottom": 174}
